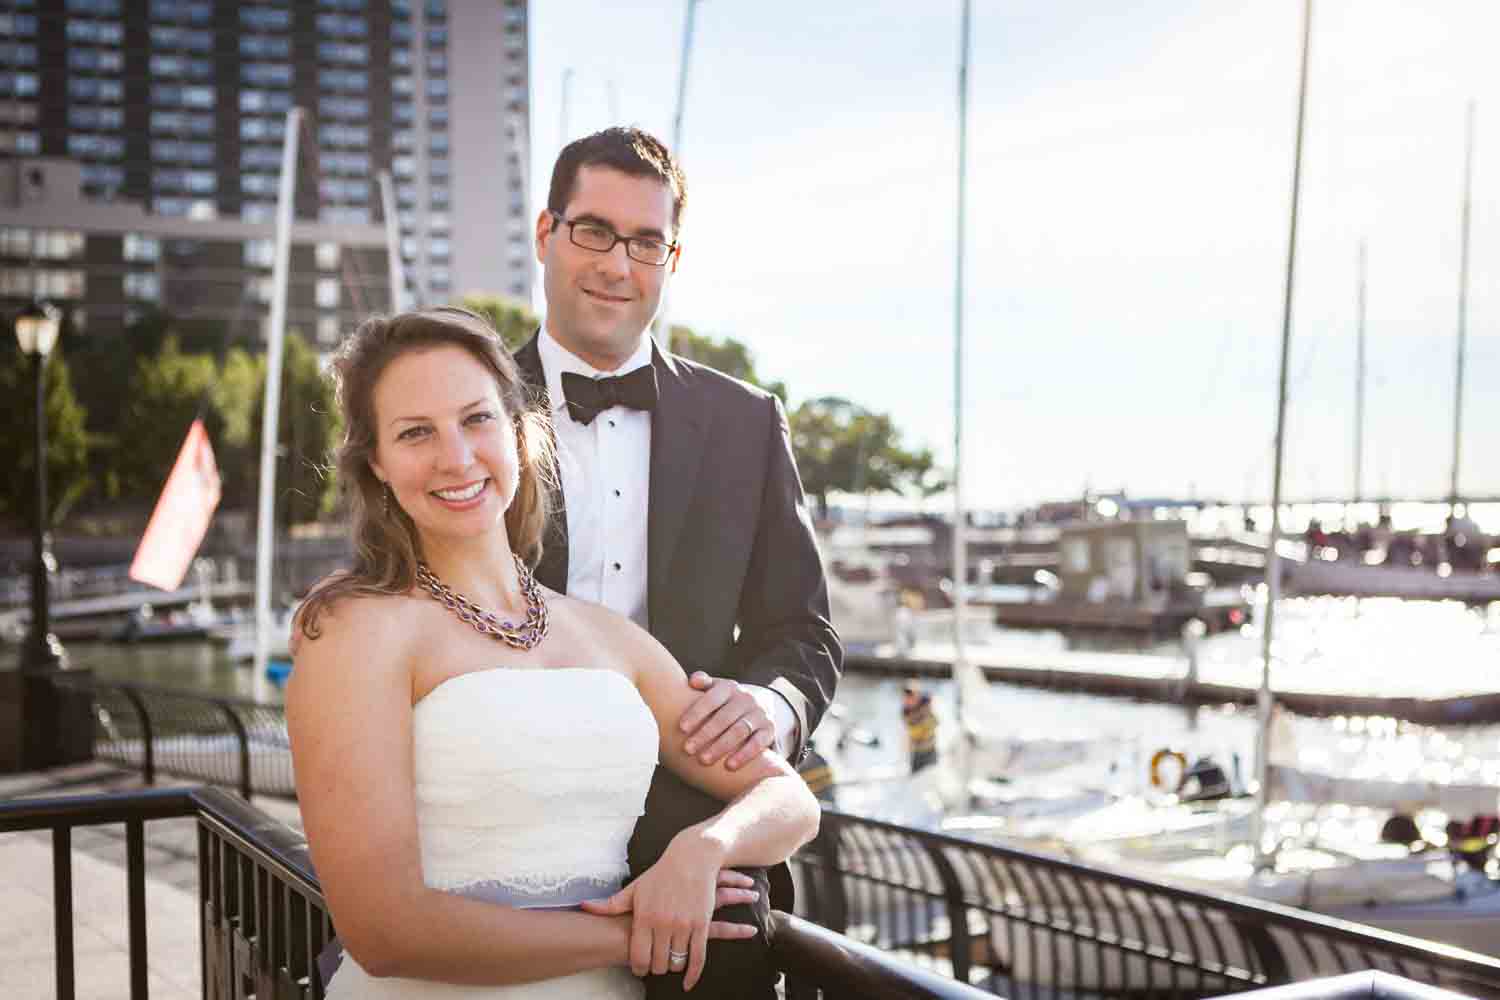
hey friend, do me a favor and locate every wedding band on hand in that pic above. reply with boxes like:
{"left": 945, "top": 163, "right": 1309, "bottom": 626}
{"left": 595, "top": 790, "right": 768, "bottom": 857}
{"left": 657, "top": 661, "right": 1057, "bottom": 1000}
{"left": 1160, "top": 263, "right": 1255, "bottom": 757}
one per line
{"left": 737, "top": 717, "right": 756, "bottom": 736}
{"left": 668, "top": 949, "right": 689, "bottom": 970}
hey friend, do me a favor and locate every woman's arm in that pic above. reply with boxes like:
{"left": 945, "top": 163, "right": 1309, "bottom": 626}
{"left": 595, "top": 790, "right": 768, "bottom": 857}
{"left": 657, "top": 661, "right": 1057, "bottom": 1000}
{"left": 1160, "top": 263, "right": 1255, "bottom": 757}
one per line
{"left": 287, "top": 597, "right": 692, "bottom": 985}
{"left": 580, "top": 609, "right": 821, "bottom": 987}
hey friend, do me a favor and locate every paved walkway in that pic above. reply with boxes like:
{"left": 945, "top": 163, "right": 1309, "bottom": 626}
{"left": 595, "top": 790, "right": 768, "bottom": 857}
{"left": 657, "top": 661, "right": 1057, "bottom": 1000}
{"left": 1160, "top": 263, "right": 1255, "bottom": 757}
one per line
{"left": 0, "top": 762, "right": 304, "bottom": 1000}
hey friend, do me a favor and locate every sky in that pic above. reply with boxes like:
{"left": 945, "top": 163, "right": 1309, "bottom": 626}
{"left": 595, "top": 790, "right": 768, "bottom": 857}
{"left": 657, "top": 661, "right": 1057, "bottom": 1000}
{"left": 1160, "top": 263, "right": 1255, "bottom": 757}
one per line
{"left": 525, "top": 1, "right": 1498, "bottom": 510}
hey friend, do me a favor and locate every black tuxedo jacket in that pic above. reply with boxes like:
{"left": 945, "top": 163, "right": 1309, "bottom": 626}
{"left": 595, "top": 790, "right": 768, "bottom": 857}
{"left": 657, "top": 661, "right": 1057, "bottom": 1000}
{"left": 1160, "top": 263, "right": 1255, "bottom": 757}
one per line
{"left": 514, "top": 333, "right": 841, "bottom": 747}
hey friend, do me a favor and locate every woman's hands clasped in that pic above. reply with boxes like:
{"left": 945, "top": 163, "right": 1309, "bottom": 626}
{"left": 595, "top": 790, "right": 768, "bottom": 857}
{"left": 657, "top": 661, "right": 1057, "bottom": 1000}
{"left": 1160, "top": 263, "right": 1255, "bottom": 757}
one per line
{"left": 580, "top": 857, "right": 759, "bottom": 991}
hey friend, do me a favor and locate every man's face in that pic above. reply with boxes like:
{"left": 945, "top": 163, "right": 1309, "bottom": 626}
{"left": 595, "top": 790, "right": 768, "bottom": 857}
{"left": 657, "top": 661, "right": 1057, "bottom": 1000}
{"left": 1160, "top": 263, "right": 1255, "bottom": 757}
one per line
{"left": 536, "top": 165, "right": 676, "bottom": 372}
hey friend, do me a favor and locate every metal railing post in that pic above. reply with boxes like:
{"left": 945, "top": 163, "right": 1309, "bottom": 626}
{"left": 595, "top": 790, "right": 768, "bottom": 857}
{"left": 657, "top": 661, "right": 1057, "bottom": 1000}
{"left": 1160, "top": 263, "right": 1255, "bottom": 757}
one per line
{"left": 126, "top": 818, "right": 148, "bottom": 1000}
{"left": 117, "top": 685, "right": 155, "bottom": 785}
{"left": 923, "top": 841, "right": 973, "bottom": 985}
{"left": 52, "top": 826, "right": 74, "bottom": 1000}
{"left": 216, "top": 700, "right": 253, "bottom": 800}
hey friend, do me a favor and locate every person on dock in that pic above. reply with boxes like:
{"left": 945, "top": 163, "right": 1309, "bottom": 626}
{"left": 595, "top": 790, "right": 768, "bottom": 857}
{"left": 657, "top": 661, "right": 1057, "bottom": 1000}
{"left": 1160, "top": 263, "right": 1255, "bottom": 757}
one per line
{"left": 512, "top": 125, "right": 843, "bottom": 999}
{"left": 901, "top": 681, "right": 939, "bottom": 773}
{"left": 285, "top": 308, "right": 821, "bottom": 997}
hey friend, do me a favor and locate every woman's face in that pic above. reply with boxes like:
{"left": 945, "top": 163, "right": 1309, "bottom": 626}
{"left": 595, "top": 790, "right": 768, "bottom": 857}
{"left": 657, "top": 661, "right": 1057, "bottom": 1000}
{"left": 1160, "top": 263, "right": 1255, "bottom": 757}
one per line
{"left": 368, "top": 344, "right": 520, "bottom": 546}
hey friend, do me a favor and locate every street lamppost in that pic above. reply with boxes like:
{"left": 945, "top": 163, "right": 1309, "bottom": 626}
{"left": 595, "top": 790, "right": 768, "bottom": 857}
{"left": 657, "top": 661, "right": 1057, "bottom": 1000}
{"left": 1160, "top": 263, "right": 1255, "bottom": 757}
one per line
{"left": 14, "top": 300, "right": 64, "bottom": 672}
{"left": 1, "top": 299, "right": 91, "bottom": 774}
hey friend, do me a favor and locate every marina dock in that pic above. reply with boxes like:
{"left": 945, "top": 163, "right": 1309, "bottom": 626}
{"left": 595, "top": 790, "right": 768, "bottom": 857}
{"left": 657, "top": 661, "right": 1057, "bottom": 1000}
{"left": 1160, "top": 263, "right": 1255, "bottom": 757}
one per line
{"left": 847, "top": 648, "right": 1500, "bottom": 726}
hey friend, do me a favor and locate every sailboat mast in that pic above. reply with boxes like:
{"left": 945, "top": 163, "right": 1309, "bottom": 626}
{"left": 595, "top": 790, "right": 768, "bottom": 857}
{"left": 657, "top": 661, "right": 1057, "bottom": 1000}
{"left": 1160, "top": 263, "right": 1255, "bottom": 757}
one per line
{"left": 1354, "top": 240, "right": 1366, "bottom": 505}
{"left": 253, "top": 106, "right": 302, "bottom": 677}
{"left": 1449, "top": 101, "right": 1475, "bottom": 510}
{"left": 651, "top": 0, "right": 700, "bottom": 341}
{"left": 951, "top": 0, "right": 972, "bottom": 743}
{"left": 1253, "top": 0, "right": 1313, "bottom": 859}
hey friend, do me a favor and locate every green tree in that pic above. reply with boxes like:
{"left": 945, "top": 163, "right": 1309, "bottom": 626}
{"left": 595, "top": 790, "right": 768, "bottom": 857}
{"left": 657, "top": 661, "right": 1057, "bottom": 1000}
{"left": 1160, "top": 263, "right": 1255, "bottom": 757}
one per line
{"left": 789, "top": 396, "right": 944, "bottom": 517}
{"left": 112, "top": 337, "right": 222, "bottom": 505}
{"left": 243, "top": 331, "right": 341, "bottom": 526}
{"left": 460, "top": 293, "right": 539, "bottom": 352}
{"left": 0, "top": 351, "right": 91, "bottom": 529}
{"left": 212, "top": 346, "right": 265, "bottom": 511}
{"left": 666, "top": 324, "right": 787, "bottom": 401}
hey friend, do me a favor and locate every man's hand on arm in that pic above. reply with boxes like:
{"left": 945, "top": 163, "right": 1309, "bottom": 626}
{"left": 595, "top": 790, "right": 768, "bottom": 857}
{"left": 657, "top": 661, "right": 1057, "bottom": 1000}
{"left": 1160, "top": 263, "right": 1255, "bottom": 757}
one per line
{"left": 677, "top": 672, "right": 800, "bottom": 771}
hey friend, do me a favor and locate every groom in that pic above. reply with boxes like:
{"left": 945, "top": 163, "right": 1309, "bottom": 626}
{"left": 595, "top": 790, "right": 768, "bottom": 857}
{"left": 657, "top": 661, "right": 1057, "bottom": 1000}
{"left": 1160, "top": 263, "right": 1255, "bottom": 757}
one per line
{"left": 514, "top": 127, "right": 842, "bottom": 998}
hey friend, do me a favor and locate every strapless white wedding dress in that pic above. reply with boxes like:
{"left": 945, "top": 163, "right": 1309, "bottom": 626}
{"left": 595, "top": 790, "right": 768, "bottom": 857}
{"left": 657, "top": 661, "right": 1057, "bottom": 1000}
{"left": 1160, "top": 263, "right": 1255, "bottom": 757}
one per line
{"left": 326, "top": 668, "right": 658, "bottom": 998}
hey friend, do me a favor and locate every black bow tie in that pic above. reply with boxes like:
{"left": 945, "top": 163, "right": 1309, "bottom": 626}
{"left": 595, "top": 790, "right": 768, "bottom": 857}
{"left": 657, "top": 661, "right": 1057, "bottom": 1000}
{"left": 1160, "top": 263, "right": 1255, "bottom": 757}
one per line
{"left": 560, "top": 366, "right": 659, "bottom": 426}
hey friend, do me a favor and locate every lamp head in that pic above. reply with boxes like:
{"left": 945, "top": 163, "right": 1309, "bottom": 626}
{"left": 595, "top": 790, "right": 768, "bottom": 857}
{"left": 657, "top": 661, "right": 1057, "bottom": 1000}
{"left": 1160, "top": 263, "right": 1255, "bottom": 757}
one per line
{"left": 14, "top": 301, "right": 61, "bottom": 357}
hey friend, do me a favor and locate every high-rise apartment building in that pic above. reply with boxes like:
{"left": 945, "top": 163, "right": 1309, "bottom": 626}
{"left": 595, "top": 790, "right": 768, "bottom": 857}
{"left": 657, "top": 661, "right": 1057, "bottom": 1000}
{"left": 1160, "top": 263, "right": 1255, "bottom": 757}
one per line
{"left": 0, "top": 0, "right": 531, "bottom": 348}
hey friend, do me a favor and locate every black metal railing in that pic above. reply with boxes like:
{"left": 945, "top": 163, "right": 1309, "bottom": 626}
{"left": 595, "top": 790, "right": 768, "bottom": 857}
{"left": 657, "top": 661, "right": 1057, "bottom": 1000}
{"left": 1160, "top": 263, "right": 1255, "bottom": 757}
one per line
{"left": 0, "top": 787, "right": 994, "bottom": 1000}
{"left": 58, "top": 676, "right": 294, "bottom": 799}
{"left": 792, "top": 809, "right": 1500, "bottom": 999}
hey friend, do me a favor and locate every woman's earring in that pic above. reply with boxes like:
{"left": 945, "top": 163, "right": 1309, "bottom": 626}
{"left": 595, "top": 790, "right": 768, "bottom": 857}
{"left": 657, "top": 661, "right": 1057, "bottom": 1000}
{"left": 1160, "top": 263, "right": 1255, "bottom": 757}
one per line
{"left": 381, "top": 482, "right": 392, "bottom": 516}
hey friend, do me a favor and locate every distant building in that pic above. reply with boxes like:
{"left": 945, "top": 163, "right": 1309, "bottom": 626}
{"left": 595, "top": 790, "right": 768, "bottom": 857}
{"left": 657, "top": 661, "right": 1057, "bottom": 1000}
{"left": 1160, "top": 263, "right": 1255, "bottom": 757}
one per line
{"left": 0, "top": 0, "right": 531, "bottom": 348}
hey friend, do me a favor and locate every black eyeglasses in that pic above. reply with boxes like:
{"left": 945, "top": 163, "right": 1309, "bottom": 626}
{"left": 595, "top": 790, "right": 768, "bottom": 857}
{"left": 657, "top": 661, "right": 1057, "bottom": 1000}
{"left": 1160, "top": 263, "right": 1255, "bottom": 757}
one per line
{"left": 549, "top": 211, "right": 678, "bottom": 267}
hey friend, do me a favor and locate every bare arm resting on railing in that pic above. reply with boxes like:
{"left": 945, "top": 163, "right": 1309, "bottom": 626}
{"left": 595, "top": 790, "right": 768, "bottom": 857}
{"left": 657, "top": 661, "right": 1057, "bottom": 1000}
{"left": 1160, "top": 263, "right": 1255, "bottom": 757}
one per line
{"left": 286, "top": 588, "right": 818, "bottom": 990}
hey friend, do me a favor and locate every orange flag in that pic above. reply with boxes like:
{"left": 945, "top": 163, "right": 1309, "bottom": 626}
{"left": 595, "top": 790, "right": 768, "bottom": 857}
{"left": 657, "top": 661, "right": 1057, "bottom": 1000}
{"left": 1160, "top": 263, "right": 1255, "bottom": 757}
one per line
{"left": 129, "top": 419, "right": 223, "bottom": 591}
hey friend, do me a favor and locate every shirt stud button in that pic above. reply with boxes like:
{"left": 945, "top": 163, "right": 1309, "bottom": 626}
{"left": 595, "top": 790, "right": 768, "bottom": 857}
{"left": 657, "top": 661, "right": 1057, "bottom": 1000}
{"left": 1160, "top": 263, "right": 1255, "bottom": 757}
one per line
{"left": 613, "top": 562, "right": 622, "bottom": 571}
{"left": 614, "top": 489, "right": 621, "bottom": 497}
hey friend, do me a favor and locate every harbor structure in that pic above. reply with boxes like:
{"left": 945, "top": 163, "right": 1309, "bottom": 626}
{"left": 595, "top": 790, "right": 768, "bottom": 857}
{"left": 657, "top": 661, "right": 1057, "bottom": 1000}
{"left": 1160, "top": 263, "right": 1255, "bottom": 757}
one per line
{"left": 0, "top": 0, "right": 531, "bottom": 348}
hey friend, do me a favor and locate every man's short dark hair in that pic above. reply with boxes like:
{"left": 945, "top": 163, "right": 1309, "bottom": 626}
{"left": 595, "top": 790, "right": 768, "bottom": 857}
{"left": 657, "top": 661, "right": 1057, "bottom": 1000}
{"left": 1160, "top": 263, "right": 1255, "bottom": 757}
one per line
{"left": 546, "top": 126, "right": 687, "bottom": 236}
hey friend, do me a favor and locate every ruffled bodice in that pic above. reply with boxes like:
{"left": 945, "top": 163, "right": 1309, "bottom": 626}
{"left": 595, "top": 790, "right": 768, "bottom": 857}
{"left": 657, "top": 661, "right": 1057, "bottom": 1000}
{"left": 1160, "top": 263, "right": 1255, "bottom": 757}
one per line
{"left": 327, "top": 668, "right": 658, "bottom": 999}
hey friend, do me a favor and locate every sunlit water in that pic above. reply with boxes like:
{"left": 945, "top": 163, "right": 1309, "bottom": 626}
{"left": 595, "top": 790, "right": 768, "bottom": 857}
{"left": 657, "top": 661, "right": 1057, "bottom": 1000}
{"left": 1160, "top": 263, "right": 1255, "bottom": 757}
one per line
{"left": 62, "top": 595, "right": 1500, "bottom": 803}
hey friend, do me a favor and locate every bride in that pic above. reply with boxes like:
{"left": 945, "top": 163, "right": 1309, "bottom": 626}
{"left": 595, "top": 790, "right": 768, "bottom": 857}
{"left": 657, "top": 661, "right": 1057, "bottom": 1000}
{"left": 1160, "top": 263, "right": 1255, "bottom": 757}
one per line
{"left": 286, "top": 307, "right": 820, "bottom": 997}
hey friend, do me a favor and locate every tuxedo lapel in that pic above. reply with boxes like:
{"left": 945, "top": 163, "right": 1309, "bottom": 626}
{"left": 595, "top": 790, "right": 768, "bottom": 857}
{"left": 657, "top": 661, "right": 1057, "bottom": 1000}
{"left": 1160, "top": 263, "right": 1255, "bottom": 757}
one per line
{"left": 648, "top": 345, "right": 707, "bottom": 628}
{"left": 513, "top": 334, "right": 569, "bottom": 592}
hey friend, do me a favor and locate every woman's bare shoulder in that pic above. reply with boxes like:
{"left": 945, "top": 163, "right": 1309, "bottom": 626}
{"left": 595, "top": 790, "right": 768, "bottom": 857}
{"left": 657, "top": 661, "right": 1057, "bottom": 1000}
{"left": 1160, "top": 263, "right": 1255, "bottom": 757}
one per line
{"left": 295, "top": 588, "right": 427, "bottom": 667}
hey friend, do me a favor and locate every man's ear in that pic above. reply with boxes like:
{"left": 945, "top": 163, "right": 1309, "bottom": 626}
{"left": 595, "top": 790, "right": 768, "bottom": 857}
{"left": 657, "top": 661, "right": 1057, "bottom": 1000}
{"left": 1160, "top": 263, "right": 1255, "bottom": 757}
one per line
{"left": 534, "top": 209, "right": 554, "bottom": 262}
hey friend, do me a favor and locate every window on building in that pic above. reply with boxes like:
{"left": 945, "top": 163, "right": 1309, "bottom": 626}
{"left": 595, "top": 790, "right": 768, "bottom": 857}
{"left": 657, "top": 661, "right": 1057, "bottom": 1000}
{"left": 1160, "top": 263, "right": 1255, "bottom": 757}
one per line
{"left": 81, "top": 164, "right": 125, "bottom": 189}
{"left": 427, "top": 51, "right": 447, "bottom": 73}
{"left": 124, "top": 233, "right": 161, "bottom": 262}
{"left": 240, "top": 6, "right": 291, "bottom": 30}
{"left": 318, "top": 41, "right": 367, "bottom": 64}
{"left": 242, "top": 62, "right": 293, "bottom": 86}
{"left": 318, "top": 68, "right": 367, "bottom": 91}
{"left": 248, "top": 274, "right": 275, "bottom": 303}
{"left": 151, "top": 54, "right": 214, "bottom": 79}
{"left": 0, "top": 103, "right": 38, "bottom": 125}
{"left": 240, "top": 117, "right": 286, "bottom": 142}
{"left": 242, "top": 202, "right": 276, "bottom": 223}
{"left": 0, "top": 14, "right": 39, "bottom": 37}
{"left": 0, "top": 227, "right": 31, "bottom": 257}
{"left": 241, "top": 147, "right": 283, "bottom": 169}
{"left": 0, "top": 41, "right": 38, "bottom": 66}
{"left": 240, "top": 89, "right": 293, "bottom": 114}
{"left": 68, "top": 78, "right": 124, "bottom": 102}
{"left": 314, "top": 242, "right": 340, "bottom": 270}
{"left": 321, "top": 150, "right": 369, "bottom": 174}
{"left": 315, "top": 12, "right": 366, "bottom": 36}
{"left": 153, "top": 169, "right": 217, "bottom": 194}
{"left": 67, "top": 48, "right": 123, "bottom": 72}
{"left": 149, "top": 25, "right": 212, "bottom": 50}
{"left": 318, "top": 96, "right": 368, "bottom": 119}
{"left": 240, "top": 35, "right": 290, "bottom": 58}
{"left": 66, "top": 19, "right": 124, "bottom": 44}
{"left": 244, "top": 238, "right": 275, "bottom": 268}
{"left": 315, "top": 278, "right": 340, "bottom": 309}
{"left": 241, "top": 173, "right": 280, "bottom": 197}
{"left": 151, "top": 0, "right": 213, "bottom": 22}
{"left": 427, "top": 78, "right": 448, "bottom": 101}
{"left": 150, "top": 110, "right": 214, "bottom": 134}
{"left": 152, "top": 84, "right": 215, "bottom": 108}
{"left": 69, "top": 105, "right": 123, "bottom": 129}
{"left": 36, "top": 269, "right": 87, "bottom": 299}
{"left": 67, "top": 0, "right": 121, "bottom": 12}
{"left": 319, "top": 122, "right": 368, "bottom": 146}
{"left": 32, "top": 231, "right": 86, "bottom": 260}
{"left": 152, "top": 139, "right": 215, "bottom": 164}
{"left": 68, "top": 133, "right": 125, "bottom": 158}
{"left": 4, "top": 131, "right": 42, "bottom": 155}
{"left": 124, "top": 271, "right": 161, "bottom": 301}
{"left": 316, "top": 314, "right": 341, "bottom": 346}
{"left": 320, "top": 205, "right": 370, "bottom": 224}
